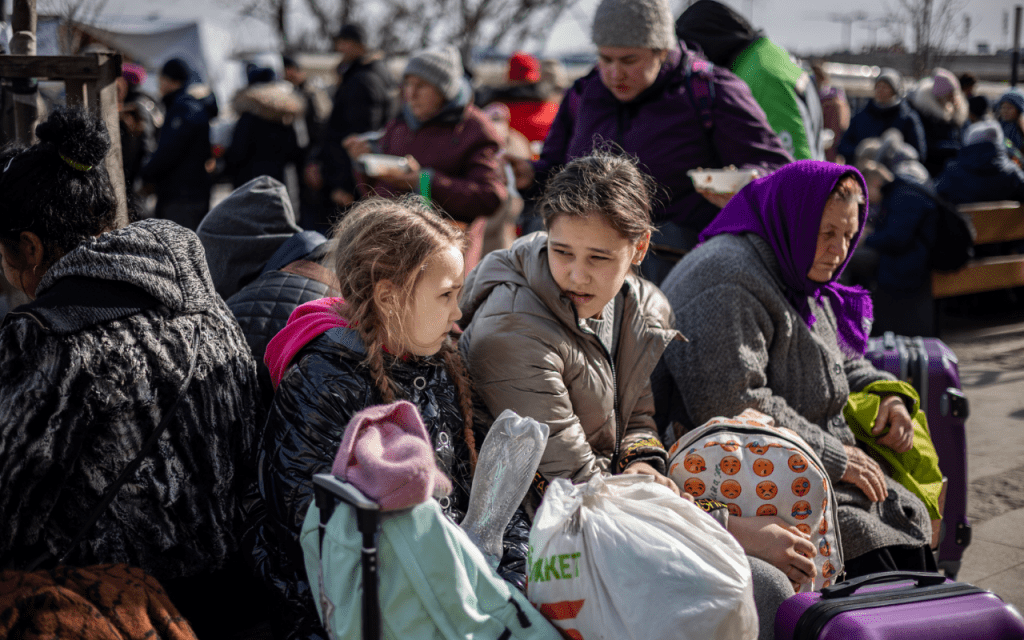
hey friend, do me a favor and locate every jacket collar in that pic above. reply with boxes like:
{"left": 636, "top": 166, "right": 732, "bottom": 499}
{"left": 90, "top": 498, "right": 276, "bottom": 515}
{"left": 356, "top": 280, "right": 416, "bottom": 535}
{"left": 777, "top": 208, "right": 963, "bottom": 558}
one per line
{"left": 4, "top": 276, "right": 160, "bottom": 334}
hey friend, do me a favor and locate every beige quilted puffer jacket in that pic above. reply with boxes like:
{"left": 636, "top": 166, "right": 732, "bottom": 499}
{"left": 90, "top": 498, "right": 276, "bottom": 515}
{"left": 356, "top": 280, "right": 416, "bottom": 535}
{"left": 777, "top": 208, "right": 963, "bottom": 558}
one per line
{"left": 458, "top": 232, "right": 684, "bottom": 485}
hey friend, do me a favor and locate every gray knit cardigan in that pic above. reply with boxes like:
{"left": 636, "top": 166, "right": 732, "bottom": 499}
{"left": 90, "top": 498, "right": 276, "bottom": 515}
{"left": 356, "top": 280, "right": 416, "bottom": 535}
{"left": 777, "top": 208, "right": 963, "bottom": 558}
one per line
{"left": 661, "top": 233, "right": 931, "bottom": 560}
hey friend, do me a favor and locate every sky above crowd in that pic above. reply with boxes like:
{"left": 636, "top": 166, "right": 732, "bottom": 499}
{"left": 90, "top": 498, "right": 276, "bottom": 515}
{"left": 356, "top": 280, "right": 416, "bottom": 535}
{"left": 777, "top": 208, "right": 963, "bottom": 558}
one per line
{"left": 60, "top": 0, "right": 1018, "bottom": 58}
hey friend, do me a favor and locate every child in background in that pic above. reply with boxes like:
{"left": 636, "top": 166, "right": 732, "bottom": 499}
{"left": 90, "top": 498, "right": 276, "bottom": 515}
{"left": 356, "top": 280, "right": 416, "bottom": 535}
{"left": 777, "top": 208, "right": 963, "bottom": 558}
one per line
{"left": 245, "top": 195, "right": 528, "bottom": 640}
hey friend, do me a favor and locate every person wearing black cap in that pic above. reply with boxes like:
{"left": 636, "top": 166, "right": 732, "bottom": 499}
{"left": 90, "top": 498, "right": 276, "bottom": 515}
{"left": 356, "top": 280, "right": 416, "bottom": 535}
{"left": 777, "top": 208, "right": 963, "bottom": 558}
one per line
{"left": 308, "top": 23, "right": 395, "bottom": 232}
{"left": 139, "top": 57, "right": 214, "bottom": 230}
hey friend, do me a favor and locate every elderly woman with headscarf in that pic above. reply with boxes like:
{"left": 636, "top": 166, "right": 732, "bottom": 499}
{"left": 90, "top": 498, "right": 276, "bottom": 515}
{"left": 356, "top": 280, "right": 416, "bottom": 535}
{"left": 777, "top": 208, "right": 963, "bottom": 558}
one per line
{"left": 659, "top": 161, "right": 936, "bottom": 583}
{"left": 510, "top": 0, "right": 791, "bottom": 284}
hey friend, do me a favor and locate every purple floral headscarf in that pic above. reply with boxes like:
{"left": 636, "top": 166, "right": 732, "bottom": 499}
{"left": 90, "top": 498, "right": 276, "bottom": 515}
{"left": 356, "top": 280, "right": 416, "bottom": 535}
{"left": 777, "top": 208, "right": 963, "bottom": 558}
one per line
{"left": 698, "top": 160, "right": 873, "bottom": 357}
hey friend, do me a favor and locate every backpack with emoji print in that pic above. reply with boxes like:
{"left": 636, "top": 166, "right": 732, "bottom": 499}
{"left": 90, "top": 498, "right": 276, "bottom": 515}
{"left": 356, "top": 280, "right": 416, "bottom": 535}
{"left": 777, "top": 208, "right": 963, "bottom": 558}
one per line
{"left": 667, "top": 409, "right": 843, "bottom": 591}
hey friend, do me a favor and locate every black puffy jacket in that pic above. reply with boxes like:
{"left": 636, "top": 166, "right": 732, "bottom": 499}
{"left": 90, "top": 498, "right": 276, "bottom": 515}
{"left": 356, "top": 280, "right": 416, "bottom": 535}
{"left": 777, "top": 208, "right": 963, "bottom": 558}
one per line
{"left": 226, "top": 243, "right": 336, "bottom": 406}
{"left": 244, "top": 326, "right": 529, "bottom": 640}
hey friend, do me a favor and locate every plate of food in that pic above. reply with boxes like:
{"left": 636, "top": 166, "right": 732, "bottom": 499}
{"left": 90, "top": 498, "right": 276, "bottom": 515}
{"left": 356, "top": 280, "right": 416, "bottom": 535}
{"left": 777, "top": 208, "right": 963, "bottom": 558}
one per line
{"left": 687, "top": 167, "right": 760, "bottom": 194}
{"left": 359, "top": 154, "right": 410, "bottom": 177}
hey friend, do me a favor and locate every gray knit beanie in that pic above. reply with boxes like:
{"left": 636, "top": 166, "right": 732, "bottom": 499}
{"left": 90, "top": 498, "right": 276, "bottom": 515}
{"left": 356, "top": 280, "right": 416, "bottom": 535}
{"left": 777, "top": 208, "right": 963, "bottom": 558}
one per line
{"left": 404, "top": 46, "right": 463, "bottom": 101}
{"left": 875, "top": 68, "right": 903, "bottom": 96}
{"left": 592, "top": 0, "right": 676, "bottom": 50}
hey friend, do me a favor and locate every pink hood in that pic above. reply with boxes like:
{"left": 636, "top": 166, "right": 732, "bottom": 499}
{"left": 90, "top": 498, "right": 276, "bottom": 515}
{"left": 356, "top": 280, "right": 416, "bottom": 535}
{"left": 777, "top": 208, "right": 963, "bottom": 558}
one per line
{"left": 265, "top": 297, "right": 348, "bottom": 388}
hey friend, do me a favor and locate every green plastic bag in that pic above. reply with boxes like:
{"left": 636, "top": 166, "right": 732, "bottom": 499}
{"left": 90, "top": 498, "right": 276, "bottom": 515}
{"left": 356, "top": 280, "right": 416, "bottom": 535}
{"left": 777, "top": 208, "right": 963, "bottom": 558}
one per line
{"left": 300, "top": 494, "right": 560, "bottom": 640}
{"left": 843, "top": 380, "right": 944, "bottom": 520}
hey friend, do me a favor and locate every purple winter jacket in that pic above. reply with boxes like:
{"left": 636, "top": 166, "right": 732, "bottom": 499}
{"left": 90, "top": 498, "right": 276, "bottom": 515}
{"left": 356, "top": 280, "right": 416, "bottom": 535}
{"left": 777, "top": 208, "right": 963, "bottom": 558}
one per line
{"left": 535, "top": 43, "right": 792, "bottom": 229}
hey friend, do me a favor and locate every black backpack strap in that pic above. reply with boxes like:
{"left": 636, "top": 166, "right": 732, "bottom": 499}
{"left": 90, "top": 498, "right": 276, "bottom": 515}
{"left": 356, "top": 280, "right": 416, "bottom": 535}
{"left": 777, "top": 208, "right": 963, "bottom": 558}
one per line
{"left": 26, "top": 320, "right": 202, "bottom": 571}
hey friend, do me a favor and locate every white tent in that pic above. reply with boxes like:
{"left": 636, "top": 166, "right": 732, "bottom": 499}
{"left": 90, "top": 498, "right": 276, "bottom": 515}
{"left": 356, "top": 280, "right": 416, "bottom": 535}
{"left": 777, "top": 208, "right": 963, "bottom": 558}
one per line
{"left": 38, "top": 14, "right": 242, "bottom": 113}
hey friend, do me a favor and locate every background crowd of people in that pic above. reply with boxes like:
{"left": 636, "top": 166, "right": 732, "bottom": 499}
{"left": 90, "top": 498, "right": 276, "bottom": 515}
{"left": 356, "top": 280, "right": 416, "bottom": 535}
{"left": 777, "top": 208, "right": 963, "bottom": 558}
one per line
{"left": 2, "top": 0, "right": 1023, "bottom": 638}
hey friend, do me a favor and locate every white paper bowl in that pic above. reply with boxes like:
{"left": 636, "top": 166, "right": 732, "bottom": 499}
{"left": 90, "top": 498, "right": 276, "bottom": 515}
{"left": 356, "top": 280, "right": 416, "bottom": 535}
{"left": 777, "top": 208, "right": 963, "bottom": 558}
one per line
{"left": 359, "top": 154, "right": 410, "bottom": 177}
{"left": 687, "top": 167, "right": 760, "bottom": 194}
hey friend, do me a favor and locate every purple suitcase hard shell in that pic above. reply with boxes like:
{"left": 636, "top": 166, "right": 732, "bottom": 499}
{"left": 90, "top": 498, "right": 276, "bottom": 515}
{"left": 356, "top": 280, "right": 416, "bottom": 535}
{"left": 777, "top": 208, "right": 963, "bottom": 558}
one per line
{"left": 865, "top": 332, "right": 971, "bottom": 577}
{"left": 775, "top": 572, "right": 1024, "bottom": 640}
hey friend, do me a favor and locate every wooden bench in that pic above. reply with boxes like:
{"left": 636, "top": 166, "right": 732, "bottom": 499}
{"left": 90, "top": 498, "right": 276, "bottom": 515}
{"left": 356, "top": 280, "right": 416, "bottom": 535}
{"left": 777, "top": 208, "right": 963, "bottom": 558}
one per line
{"left": 932, "top": 201, "right": 1024, "bottom": 299}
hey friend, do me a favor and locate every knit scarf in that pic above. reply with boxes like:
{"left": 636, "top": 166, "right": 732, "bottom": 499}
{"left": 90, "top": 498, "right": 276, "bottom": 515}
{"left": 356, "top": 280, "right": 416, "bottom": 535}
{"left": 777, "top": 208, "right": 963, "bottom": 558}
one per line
{"left": 699, "top": 160, "right": 873, "bottom": 357}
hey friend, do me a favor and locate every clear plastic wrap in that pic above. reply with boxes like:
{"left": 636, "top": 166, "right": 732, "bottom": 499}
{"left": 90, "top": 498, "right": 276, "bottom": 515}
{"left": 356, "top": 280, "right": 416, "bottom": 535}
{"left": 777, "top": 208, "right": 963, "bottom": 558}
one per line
{"left": 460, "top": 409, "right": 549, "bottom": 566}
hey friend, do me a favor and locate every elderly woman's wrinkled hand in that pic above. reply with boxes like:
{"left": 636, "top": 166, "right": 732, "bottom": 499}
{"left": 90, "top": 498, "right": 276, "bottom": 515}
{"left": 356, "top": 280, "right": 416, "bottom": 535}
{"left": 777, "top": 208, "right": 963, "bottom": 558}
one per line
{"left": 695, "top": 188, "right": 736, "bottom": 209}
{"left": 622, "top": 461, "right": 682, "bottom": 496}
{"left": 727, "top": 515, "right": 817, "bottom": 590}
{"left": 872, "top": 395, "right": 915, "bottom": 454}
{"left": 841, "top": 444, "right": 888, "bottom": 502}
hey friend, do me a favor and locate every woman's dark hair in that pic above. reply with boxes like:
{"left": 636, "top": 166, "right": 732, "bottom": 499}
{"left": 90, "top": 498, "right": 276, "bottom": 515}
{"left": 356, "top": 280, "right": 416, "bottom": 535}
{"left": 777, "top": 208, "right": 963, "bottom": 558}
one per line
{"left": 539, "top": 151, "right": 657, "bottom": 243}
{"left": 0, "top": 107, "right": 116, "bottom": 265}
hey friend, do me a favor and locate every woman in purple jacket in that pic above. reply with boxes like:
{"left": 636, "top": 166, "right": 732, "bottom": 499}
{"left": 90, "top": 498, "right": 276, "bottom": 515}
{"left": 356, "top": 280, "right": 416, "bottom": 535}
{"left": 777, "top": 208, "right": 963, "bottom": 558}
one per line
{"left": 511, "top": 0, "right": 791, "bottom": 284}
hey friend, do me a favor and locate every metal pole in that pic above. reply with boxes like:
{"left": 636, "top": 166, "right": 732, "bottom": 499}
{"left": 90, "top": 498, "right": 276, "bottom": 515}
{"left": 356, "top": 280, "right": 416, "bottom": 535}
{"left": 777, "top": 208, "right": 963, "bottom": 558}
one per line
{"left": 10, "top": 0, "right": 38, "bottom": 144}
{"left": 1013, "top": 5, "right": 1022, "bottom": 87}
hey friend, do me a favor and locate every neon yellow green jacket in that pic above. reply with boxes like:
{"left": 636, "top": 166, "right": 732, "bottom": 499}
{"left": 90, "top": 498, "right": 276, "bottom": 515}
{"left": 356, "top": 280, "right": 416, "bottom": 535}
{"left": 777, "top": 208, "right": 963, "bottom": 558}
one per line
{"left": 843, "top": 380, "right": 943, "bottom": 520}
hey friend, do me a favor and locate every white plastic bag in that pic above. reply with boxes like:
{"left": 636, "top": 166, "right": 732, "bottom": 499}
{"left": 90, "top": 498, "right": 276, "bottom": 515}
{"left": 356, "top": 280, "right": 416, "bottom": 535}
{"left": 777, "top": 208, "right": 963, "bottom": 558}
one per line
{"left": 461, "top": 409, "right": 549, "bottom": 566}
{"left": 527, "top": 474, "right": 758, "bottom": 640}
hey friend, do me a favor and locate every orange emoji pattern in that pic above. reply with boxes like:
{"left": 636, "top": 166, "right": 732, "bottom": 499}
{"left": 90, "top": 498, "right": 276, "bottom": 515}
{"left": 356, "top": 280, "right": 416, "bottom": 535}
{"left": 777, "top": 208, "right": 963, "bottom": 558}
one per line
{"left": 792, "top": 477, "right": 811, "bottom": 497}
{"left": 683, "top": 477, "right": 706, "bottom": 497}
{"left": 720, "top": 480, "right": 742, "bottom": 499}
{"left": 720, "top": 456, "right": 741, "bottom": 475}
{"left": 752, "top": 458, "right": 774, "bottom": 476}
{"left": 756, "top": 481, "right": 778, "bottom": 500}
{"left": 683, "top": 453, "right": 706, "bottom": 473}
{"left": 665, "top": 414, "right": 842, "bottom": 591}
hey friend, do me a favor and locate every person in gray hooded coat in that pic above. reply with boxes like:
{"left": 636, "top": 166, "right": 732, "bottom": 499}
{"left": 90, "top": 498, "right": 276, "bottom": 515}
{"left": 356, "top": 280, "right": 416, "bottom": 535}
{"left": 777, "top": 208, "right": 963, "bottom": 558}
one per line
{"left": 0, "top": 108, "right": 262, "bottom": 638}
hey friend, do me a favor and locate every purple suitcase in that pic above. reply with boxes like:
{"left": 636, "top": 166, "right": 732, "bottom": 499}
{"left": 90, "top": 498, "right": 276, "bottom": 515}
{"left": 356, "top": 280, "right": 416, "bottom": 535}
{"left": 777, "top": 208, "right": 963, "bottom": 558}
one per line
{"left": 865, "top": 332, "right": 971, "bottom": 577}
{"left": 776, "top": 572, "right": 1024, "bottom": 640}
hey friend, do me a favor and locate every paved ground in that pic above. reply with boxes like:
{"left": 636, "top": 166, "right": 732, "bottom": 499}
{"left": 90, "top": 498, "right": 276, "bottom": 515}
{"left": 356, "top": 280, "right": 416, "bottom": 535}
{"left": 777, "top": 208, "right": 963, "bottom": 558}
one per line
{"left": 938, "top": 307, "right": 1024, "bottom": 612}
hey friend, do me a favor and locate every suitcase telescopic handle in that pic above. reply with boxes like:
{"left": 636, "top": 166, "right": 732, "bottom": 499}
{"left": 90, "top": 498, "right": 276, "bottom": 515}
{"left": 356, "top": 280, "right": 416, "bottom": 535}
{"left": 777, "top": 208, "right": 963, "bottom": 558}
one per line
{"left": 820, "top": 571, "right": 947, "bottom": 599}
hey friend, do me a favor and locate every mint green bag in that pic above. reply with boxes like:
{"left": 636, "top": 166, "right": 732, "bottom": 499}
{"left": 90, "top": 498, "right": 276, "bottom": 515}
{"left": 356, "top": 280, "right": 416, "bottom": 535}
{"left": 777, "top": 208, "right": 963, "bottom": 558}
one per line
{"left": 300, "top": 474, "right": 560, "bottom": 640}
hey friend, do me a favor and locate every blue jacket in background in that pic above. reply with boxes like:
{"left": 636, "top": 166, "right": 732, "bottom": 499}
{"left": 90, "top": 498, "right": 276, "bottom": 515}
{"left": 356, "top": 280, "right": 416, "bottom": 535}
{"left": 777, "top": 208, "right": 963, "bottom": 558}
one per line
{"left": 140, "top": 85, "right": 213, "bottom": 205}
{"left": 935, "top": 140, "right": 1024, "bottom": 205}
{"left": 865, "top": 173, "right": 938, "bottom": 294}
{"left": 837, "top": 99, "right": 927, "bottom": 163}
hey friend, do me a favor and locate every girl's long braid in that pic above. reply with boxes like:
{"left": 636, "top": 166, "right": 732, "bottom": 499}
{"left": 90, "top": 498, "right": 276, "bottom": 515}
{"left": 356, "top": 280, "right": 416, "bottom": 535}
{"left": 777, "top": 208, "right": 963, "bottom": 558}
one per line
{"left": 439, "top": 341, "right": 478, "bottom": 473}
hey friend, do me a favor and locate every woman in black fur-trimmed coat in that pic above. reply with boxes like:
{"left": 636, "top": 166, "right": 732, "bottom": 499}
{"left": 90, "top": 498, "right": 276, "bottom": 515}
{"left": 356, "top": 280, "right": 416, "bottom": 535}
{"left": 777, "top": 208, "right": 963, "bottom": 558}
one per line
{"left": 0, "top": 108, "right": 262, "bottom": 635}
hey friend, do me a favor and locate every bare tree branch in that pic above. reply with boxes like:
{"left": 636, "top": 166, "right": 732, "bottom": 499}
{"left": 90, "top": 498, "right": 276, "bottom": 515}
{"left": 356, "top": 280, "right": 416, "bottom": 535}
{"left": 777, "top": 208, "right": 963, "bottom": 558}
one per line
{"left": 884, "top": 0, "right": 968, "bottom": 76}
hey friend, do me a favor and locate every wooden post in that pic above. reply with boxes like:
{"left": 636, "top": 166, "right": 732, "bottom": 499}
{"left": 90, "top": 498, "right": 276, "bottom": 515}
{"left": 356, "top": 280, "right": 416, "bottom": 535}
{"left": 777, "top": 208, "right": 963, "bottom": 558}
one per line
{"left": 1013, "top": 6, "right": 1022, "bottom": 87}
{"left": 95, "top": 52, "right": 128, "bottom": 228}
{"left": 10, "top": 0, "right": 38, "bottom": 144}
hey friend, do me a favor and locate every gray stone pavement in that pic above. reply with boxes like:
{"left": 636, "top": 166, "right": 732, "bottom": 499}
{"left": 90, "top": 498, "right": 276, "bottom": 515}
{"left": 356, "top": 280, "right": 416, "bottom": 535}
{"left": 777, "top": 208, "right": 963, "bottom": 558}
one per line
{"left": 939, "top": 313, "right": 1024, "bottom": 612}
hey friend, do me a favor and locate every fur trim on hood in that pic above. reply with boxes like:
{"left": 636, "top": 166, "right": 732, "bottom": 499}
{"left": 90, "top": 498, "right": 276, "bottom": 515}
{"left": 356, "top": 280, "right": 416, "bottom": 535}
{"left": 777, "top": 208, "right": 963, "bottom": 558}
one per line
{"left": 910, "top": 78, "right": 967, "bottom": 126}
{"left": 232, "top": 81, "right": 305, "bottom": 125}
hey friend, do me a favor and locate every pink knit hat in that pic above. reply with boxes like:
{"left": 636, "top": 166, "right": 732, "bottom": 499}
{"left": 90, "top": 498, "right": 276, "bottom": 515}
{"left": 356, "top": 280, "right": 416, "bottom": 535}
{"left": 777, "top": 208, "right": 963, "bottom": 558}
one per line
{"left": 931, "top": 69, "right": 959, "bottom": 99}
{"left": 331, "top": 401, "right": 452, "bottom": 511}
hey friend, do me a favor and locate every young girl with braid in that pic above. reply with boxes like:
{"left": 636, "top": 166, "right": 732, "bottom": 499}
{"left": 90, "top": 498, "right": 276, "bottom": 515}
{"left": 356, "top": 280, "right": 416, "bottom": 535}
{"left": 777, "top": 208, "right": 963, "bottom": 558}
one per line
{"left": 246, "top": 195, "right": 528, "bottom": 640}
